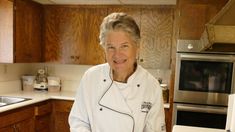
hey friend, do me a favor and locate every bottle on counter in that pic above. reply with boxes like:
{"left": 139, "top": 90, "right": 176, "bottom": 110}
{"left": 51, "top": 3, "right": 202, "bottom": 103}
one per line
{"left": 160, "top": 83, "right": 169, "bottom": 103}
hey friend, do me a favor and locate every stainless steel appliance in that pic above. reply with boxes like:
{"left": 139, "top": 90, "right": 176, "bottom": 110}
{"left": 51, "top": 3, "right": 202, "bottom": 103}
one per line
{"left": 172, "top": 41, "right": 235, "bottom": 129}
{"left": 174, "top": 51, "right": 235, "bottom": 106}
{"left": 173, "top": 0, "right": 235, "bottom": 128}
{"left": 172, "top": 103, "right": 227, "bottom": 129}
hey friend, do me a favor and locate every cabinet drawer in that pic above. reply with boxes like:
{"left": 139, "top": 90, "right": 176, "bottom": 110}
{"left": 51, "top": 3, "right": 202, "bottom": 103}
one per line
{"left": 54, "top": 112, "right": 70, "bottom": 132}
{"left": 0, "top": 106, "right": 34, "bottom": 128}
{"left": 35, "top": 101, "right": 52, "bottom": 116}
{"left": 0, "top": 125, "right": 14, "bottom": 132}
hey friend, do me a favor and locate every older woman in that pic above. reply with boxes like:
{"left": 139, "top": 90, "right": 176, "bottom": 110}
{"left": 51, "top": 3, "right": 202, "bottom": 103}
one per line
{"left": 69, "top": 12, "right": 166, "bottom": 132}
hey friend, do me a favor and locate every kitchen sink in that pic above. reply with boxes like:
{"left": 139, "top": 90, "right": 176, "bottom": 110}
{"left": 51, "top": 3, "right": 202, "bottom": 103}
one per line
{"left": 0, "top": 96, "right": 31, "bottom": 107}
{"left": 0, "top": 102, "right": 7, "bottom": 107}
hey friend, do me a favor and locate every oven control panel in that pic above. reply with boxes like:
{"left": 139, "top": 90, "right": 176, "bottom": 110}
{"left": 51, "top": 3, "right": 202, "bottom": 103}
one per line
{"left": 177, "top": 39, "right": 204, "bottom": 52}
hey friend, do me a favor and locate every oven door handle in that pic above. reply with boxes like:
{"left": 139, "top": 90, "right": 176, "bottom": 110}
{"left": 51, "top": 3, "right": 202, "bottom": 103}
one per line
{"left": 176, "top": 104, "right": 227, "bottom": 114}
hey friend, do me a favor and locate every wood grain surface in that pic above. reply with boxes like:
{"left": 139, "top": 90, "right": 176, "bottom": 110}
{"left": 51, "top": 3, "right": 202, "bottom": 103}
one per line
{"left": 43, "top": 6, "right": 106, "bottom": 64}
{"left": 15, "top": 0, "right": 43, "bottom": 62}
{"left": 140, "top": 6, "right": 174, "bottom": 69}
{"left": 177, "top": 0, "right": 228, "bottom": 39}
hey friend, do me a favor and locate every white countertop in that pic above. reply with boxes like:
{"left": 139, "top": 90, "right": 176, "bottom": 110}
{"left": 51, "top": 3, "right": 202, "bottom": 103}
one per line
{"left": 0, "top": 91, "right": 75, "bottom": 113}
{"left": 0, "top": 91, "right": 170, "bottom": 113}
{"left": 173, "top": 125, "right": 226, "bottom": 132}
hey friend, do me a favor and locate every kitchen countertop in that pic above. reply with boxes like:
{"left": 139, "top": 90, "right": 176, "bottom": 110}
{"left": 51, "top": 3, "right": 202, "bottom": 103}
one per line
{"left": 0, "top": 91, "right": 170, "bottom": 113}
{"left": 0, "top": 91, "right": 75, "bottom": 113}
{"left": 172, "top": 125, "right": 227, "bottom": 132}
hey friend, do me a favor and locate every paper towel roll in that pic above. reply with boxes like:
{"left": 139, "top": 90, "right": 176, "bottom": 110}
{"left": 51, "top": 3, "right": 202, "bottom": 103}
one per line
{"left": 226, "top": 94, "right": 235, "bottom": 132}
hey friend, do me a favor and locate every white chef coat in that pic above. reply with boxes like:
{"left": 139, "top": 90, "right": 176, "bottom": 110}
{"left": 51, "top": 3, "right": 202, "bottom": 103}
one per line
{"left": 69, "top": 63, "right": 166, "bottom": 132}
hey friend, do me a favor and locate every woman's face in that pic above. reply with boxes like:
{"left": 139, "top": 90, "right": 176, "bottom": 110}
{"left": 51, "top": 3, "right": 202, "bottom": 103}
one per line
{"left": 105, "top": 30, "right": 139, "bottom": 75}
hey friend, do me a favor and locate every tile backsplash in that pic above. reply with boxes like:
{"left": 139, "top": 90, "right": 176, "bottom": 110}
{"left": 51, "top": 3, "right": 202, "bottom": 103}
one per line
{"left": 0, "top": 63, "right": 171, "bottom": 94}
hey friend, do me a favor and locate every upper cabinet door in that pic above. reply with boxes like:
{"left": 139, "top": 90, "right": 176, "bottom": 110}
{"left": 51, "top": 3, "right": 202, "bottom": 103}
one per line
{"left": 0, "top": 0, "right": 13, "bottom": 63}
{"left": 82, "top": 8, "right": 106, "bottom": 65}
{"left": 15, "top": 0, "right": 43, "bottom": 63}
{"left": 43, "top": 6, "right": 106, "bottom": 65}
{"left": 177, "top": 0, "right": 228, "bottom": 40}
{"left": 140, "top": 7, "right": 174, "bottom": 69}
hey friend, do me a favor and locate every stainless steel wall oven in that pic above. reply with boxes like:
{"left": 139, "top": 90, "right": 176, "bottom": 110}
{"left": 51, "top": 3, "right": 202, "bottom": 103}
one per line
{"left": 173, "top": 40, "right": 235, "bottom": 129}
{"left": 174, "top": 52, "right": 235, "bottom": 106}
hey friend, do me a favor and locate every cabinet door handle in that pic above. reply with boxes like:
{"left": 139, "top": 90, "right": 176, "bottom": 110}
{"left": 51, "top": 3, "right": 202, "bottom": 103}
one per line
{"left": 13, "top": 125, "right": 16, "bottom": 131}
{"left": 75, "top": 56, "right": 80, "bottom": 60}
{"left": 13, "top": 125, "right": 19, "bottom": 132}
{"left": 70, "top": 56, "right": 75, "bottom": 59}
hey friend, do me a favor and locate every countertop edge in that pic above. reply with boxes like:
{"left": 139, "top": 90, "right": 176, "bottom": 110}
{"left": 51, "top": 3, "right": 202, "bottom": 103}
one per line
{"left": 0, "top": 91, "right": 170, "bottom": 113}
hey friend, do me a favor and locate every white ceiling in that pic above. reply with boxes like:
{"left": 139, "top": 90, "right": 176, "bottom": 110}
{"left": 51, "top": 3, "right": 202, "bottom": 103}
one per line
{"left": 32, "top": 0, "right": 176, "bottom": 5}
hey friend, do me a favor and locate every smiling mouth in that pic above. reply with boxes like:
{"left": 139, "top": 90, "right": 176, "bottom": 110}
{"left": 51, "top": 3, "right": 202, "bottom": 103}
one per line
{"left": 113, "top": 59, "right": 127, "bottom": 64}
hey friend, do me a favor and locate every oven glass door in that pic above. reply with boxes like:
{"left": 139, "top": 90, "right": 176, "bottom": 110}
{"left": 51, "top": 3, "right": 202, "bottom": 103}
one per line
{"left": 179, "top": 60, "right": 233, "bottom": 93}
{"left": 174, "top": 53, "right": 235, "bottom": 106}
{"left": 173, "top": 103, "right": 227, "bottom": 129}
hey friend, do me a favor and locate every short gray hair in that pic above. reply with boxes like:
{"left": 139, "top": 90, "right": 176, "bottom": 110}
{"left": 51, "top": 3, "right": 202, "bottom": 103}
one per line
{"left": 99, "top": 12, "right": 140, "bottom": 47}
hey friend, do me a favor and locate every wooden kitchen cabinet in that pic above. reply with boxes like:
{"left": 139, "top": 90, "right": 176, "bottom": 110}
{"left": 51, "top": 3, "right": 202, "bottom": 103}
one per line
{"left": 139, "top": 7, "right": 174, "bottom": 69}
{"left": 15, "top": 0, "right": 43, "bottom": 62}
{"left": 0, "top": 0, "right": 43, "bottom": 63}
{"left": 43, "top": 6, "right": 106, "bottom": 65}
{"left": 15, "top": 118, "right": 35, "bottom": 132}
{"left": 177, "top": 0, "right": 228, "bottom": 40}
{"left": 164, "top": 108, "right": 171, "bottom": 132}
{"left": 0, "top": 126, "right": 14, "bottom": 132}
{"left": 51, "top": 100, "right": 73, "bottom": 132}
{"left": 0, "top": 118, "right": 34, "bottom": 132}
{"left": 0, "top": 105, "right": 35, "bottom": 132}
{"left": 34, "top": 100, "right": 52, "bottom": 132}
{"left": 43, "top": 5, "right": 174, "bottom": 68}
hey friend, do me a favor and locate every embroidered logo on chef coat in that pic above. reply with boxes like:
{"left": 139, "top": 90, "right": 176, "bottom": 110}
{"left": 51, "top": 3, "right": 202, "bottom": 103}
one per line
{"left": 141, "top": 101, "right": 152, "bottom": 113}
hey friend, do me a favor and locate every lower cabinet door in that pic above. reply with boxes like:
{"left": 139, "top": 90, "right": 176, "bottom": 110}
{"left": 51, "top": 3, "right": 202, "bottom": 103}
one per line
{"left": 17, "top": 118, "right": 35, "bottom": 132}
{"left": 52, "top": 100, "right": 73, "bottom": 132}
{"left": 165, "top": 108, "right": 171, "bottom": 132}
{"left": 35, "top": 114, "right": 51, "bottom": 132}
{"left": 54, "top": 112, "right": 70, "bottom": 132}
{"left": 0, "top": 125, "right": 15, "bottom": 132}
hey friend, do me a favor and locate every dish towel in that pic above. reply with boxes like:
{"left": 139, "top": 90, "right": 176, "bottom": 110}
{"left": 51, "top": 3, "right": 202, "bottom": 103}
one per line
{"left": 226, "top": 94, "right": 235, "bottom": 132}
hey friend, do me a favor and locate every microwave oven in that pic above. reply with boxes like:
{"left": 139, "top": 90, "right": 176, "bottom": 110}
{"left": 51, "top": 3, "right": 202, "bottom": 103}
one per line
{"left": 174, "top": 52, "right": 235, "bottom": 106}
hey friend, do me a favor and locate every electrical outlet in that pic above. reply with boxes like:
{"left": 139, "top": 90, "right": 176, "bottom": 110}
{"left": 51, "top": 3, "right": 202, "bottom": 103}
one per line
{"left": 4, "top": 64, "right": 7, "bottom": 74}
